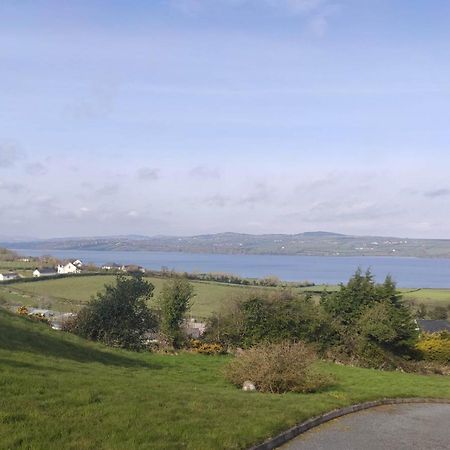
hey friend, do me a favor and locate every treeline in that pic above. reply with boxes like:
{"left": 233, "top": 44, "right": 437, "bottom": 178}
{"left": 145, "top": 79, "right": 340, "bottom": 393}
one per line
{"left": 0, "top": 248, "right": 19, "bottom": 261}
{"left": 156, "top": 267, "right": 314, "bottom": 288}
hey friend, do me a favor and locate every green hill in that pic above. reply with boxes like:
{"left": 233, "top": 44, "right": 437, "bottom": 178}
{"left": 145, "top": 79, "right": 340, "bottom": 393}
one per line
{"left": 1, "top": 309, "right": 450, "bottom": 449}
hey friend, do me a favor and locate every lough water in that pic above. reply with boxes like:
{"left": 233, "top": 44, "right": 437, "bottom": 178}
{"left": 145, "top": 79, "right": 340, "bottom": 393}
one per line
{"left": 13, "top": 248, "right": 450, "bottom": 288}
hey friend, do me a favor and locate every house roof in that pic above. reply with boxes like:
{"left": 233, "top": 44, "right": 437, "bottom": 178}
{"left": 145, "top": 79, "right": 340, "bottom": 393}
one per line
{"left": 417, "top": 319, "right": 450, "bottom": 333}
{"left": 36, "top": 267, "right": 57, "bottom": 274}
{"left": 0, "top": 272, "right": 19, "bottom": 277}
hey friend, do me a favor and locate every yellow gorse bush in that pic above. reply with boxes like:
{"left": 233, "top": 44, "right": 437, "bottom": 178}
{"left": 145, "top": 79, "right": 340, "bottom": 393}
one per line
{"left": 416, "top": 332, "right": 450, "bottom": 363}
{"left": 190, "top": 339, "right": 226, "bottom": 355}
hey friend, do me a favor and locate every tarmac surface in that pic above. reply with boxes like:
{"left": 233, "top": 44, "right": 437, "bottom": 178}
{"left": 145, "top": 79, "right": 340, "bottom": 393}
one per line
{"left": 280, "top": 403, "right": 450, "bottom": 450}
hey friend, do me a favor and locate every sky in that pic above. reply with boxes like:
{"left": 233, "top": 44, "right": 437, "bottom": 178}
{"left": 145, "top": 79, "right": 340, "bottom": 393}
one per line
{"left": 1, "top": 0, "right": 450, "bottom": 239}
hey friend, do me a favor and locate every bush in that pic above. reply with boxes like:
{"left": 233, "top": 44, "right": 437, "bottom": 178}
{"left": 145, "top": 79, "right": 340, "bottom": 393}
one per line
{"left": 416, "top": 332, "right": 450, "bottom": 363}
{"left": 190, "top": 339, "right": 226, "bottom": 355}
{"left": 224, "top": 341, "right": 333, "bottom": 393}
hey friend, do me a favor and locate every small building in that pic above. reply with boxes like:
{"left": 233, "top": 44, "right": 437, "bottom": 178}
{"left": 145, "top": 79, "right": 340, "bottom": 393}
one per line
{"left": 102, "top": 263, "right": 121, "bottom": 271}
{"left": 121, "top": 264, "right": 146, "bottom": 274}
{"left": 0, "top": 272, "right": 20, "bottom": 282}
{"left": 57, "top": 262, "right": 81, "bottom": 275}
{"left": 72, "top": 259, "right": 83, "bottom": 268}
{"left": 33, "top": 267, "right": 57, "bottom": 277}
{"left": 417, "top": 319, "right": 450, "bottom": 334}
{"left": 184, "top": 318, "right": 206, "bottom": 339}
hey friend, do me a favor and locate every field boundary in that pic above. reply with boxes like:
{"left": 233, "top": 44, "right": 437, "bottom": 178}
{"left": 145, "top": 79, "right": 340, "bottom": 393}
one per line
{"left": 249, "top": 397, "right": 450, "bottom": 450}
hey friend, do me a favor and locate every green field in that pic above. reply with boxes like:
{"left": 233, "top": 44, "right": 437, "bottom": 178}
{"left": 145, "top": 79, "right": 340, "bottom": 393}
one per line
{"left": 1, "top": 276, "right": 450, "bottom": 319}
{"left": 0, "top": 260, "right": 36, "bottom": 278}
{"left": 1, "top": 308, "right": 450, "bottom": 449}
{"left": 401, "top": 288, "right": 450, "bottom": 307}
{"left": 0, "top": 275, "right": 267, "bottom": 318}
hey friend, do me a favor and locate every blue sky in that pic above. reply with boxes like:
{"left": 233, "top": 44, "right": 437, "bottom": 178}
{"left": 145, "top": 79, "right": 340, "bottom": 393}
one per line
{"left": 1, "top": 0, "right": 450, "bottom": 238}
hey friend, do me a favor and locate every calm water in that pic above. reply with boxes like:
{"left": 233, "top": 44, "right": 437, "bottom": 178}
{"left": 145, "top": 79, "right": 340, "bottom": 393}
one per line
{"left": 13, "top": 248, "right": 450, "bottom": 288}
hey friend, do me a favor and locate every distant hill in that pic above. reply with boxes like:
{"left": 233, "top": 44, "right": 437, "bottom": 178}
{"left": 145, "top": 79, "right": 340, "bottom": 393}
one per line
{"left": 3, "top": 231, "right": 450, "bottom": 258}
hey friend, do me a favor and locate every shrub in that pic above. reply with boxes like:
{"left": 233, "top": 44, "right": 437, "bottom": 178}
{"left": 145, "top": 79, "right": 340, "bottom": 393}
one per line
{"left": 224, "top": 341, "right": 333, "bottom": 393}
{"left": 416, "top": 332, "right": 450, "bottom": 363}
{"left": 190, "top": 339, "right": 226, "bottom": 355}
{"left": 17, "top": 306, "right": 29, "bottom": 315}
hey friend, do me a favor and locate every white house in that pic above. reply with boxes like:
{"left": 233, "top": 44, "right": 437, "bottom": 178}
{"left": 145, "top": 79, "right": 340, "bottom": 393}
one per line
{"left": 0, "top": 272, "right": 20, "bottom": 282}
{"left": 57, "top": 262, "right": 81, "bottom": 274}
{"left": 33, "top": 267, "right": 57, "bottom": 277}
{"left": 73, "top": 259, "right": 83, "bottom": 268}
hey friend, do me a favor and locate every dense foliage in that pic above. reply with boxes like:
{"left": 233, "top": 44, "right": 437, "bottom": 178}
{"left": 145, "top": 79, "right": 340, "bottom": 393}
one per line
{"left": 416, "top": 332, "right": 450, "bottom": 363}
{"left": 159, "top": 277, "right": 195, "bottom": 348}
{"left": 321, "top": 271, "right": 418, "bottom": 365}
{"left": 68, "top": 274, "right": 156, "bottom": 350}
{"left": 205, "top": 270, "right": 419, "bottom": 370}
{"left": 205, "top": 290, "right": 336, "bottom": 349}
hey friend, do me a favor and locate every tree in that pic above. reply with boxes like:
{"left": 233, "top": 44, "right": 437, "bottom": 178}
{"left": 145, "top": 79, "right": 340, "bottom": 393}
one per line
{"left": 70, "top": 274, "right": 156, "bottom": 350}
{"left": 321, "top": 269, "right": 418, "bottom": 359}
{"left": 159, "top": 277, "right": 195, "bottom": 348}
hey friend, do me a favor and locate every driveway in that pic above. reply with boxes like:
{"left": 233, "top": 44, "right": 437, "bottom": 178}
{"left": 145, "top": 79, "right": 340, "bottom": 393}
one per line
{"left": 280, "top": 403, "right": 450, "bottom": 450}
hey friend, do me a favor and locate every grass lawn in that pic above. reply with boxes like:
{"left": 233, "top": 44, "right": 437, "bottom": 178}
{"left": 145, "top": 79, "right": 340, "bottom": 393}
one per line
{"left": 0, "top": 275, "right": 261, "bottom": 318}
{"left": 1, "top": 309, "right": 450, "bottom": 450}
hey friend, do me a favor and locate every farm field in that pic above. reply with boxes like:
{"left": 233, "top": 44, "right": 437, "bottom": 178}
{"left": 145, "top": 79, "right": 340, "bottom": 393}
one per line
{"left": 0, "top": 275, "right": 268, "bottom": 318}
{"left": 1, "top": 308, "right": 450, "bottom": 449}
{"left": 1, "top": 275, "right": 450, "bottom": 319}
{"left": 0, "top": 260, "right": 36, "bottom": 278}
{"left": 400, "top": 288, "right": 450, "bottom": 308}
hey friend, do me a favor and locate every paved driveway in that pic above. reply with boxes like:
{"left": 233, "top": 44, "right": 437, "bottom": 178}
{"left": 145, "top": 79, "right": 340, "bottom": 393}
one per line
{"left": 280, "top": 403, "right": 450, "bottom": 450}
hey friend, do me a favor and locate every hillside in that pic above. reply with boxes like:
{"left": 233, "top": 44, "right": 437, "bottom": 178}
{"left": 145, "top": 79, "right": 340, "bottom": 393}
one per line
{"left": 1, "top": 308, "right": 450, "bottom": 449}
{"left": 4, "top": 231, "right": 450, "bottom": 257}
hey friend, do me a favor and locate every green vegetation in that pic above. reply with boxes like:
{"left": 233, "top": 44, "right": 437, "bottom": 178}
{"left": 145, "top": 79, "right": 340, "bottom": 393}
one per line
{"left": 1, "top": 308, "right": 450, "bottom": 449}
{"left": 416, "top": 332, "right": 450, "bottom": 363}
{"left": 206, "top": 271, "right": 424, "bottom": 371}
{"left": 159, "top": 277, "right": 195, "bottom": 348}
{"left": 67, "top": 275, "right": 157, "bottom": 350}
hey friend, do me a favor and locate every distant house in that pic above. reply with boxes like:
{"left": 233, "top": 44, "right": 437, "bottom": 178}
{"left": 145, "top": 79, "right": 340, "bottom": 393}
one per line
{"left": 121, "top": 264, "right": 145, "bottom": 274}
{"left": 33, "top": 267, "right": 57, "bottom": 277}
{"left": 57, "top": 262, "right": 81, "bottom": 275}
{"left": 72, "top": 259, "right": 83, "bottom": 268}
{"left": 184, "top": 318, "right": 206, "bottom": 339}
{"left": 0, "top": 272, "right": 20, "bottom": 282}
{"left": 102, "top": 263, "right": 121, "bottom": 271}
{"left": 417, "top": 319, "right": 450, "bottom": 333}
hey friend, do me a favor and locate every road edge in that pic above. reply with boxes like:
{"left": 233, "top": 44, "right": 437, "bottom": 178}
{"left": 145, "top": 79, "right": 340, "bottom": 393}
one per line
{"left": 248, "top": 397, "right": 450, "bottom": 450}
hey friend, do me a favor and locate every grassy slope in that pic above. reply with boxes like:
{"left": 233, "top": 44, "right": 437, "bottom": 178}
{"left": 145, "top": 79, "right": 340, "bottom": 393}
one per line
{"left": 1, "top": 309, "right": 450, "bottom": 449}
